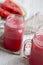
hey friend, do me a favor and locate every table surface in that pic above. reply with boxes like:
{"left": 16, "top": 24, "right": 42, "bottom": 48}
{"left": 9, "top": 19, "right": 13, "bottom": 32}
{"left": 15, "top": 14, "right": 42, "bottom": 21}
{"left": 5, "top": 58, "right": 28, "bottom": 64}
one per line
{"left": 0, "top": 34, "right": 34, "bottom": 65}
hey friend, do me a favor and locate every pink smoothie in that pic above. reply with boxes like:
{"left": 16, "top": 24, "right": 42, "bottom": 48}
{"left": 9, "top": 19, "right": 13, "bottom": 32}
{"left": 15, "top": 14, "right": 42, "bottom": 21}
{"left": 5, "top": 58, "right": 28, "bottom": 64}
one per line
{"left": 4, "top": 15, "right": 24, "bottom": 51}
{"left": 29, "top": 35, "right": 43, "bottom": 65}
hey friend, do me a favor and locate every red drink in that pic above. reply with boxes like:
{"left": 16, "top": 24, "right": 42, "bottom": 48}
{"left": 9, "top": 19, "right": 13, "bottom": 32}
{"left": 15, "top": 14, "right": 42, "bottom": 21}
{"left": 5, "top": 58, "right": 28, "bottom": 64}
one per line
{"left": 4, "top": 15, "right": 24, "bottom": 51}
{"left": 29, "top": 30, "right": 43, "bottom": 65}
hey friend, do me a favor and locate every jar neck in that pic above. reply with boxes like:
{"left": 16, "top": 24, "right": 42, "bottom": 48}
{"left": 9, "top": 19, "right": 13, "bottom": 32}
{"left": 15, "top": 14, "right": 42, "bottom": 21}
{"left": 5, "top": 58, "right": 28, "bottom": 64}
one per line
{"left": 33, "top": 34, "right": 43, "bottom": 47}
{"left": 6, "top": 14, "right": 24, "bottom": 28}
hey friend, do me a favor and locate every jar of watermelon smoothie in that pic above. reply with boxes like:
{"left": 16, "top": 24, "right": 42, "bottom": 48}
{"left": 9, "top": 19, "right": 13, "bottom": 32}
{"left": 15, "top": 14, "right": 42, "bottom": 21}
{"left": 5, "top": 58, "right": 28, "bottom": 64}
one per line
{"left": 23, "top": 27, "right": 43, "bottom": 65}
{"left": 4, "top": 14, "right": 24, "bottom": 52}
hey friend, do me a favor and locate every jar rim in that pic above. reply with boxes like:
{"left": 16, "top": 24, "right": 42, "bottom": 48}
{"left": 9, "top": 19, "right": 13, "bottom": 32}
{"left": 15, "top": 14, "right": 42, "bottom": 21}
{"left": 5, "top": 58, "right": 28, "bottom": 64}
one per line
{"left": 7, "top": 14, "right": 24, "bottom": 20}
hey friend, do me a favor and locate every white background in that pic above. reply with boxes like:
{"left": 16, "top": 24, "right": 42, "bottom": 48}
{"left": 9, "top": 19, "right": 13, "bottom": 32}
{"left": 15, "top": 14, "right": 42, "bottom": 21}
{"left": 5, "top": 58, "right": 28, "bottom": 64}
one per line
{"left": 13, "top": 0, "right": 43, "bottom": 19}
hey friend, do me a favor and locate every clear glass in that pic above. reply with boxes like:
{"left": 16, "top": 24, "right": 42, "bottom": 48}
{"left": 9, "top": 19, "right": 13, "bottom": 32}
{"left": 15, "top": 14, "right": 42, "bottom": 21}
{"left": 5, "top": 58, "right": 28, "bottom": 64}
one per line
{"left": 24, "top": 27, "right": 43, "bottom": 65}
{"left": 4, "top": 14, "right": 24, "bottom": 54}
{"left": 30, "top": 30, "right": 43, "bottom": 65}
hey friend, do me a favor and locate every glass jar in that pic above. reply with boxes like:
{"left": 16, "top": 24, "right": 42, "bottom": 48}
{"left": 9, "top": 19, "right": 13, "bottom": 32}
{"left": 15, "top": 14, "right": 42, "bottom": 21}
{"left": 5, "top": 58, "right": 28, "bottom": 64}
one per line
{"left": 4, "top": 14, "right": 24, "bottom": 52}
{"left": 23, "top": 27, "right": 43, "bottom": 65}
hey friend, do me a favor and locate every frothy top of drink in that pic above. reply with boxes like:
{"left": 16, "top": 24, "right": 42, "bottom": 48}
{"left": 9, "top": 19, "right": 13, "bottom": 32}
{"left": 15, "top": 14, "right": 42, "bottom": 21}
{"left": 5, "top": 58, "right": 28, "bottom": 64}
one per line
{"left": 34, "top": 28, "right": 43, "bottom": 47}
{"left": 6, "top": 15, "right": 24, "bottom": 28}
{"left": 36, "top": 28, "right": 43, "bottom": 41}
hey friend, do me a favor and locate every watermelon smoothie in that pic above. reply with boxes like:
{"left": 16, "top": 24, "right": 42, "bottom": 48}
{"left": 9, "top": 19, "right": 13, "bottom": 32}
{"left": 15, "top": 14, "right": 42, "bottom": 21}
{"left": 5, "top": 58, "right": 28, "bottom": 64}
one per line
{"left": 4, "top": 15, "right": 24, "bottom": 51}
{"left": 29, "top": 31, "right": 43, "bottom": 65}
